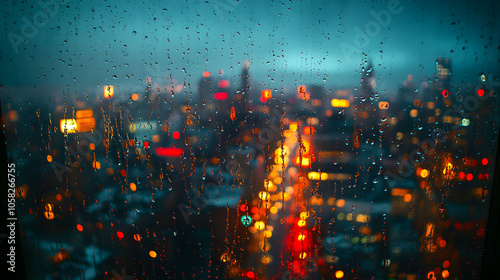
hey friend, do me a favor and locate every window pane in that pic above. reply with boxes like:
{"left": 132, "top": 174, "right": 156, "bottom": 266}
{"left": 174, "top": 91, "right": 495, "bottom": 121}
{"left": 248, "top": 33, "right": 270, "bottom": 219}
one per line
{"left": 1, "top": 0, "right": 499, "bottom": 279}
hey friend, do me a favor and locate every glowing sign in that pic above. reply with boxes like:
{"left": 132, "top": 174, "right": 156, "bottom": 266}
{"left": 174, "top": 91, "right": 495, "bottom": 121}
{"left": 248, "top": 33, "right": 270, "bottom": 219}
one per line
{"left": 261, "top": 89, "right": 272, "bottom": 99}
{"left": 331, "top": 99, "right": 350, "bottom": 108}
{"left": 76, "top": 117, "right": 96, "bottom": 132}
{"left": 214, "top": 92, "right": 228, "bottom": 100}
{"left": 218, "top": 80, "right": 229, "bottom": 88}
{"left": 297, "top": 85, "right": 306, "bottom": 94}
{"left": 155, "top": 147, "right": 183, "bottom": 157}
{"left": 104, "top": 85, "right": 114, "bottom": 99}
{"left": 60, "top": 119, "right": 77, "bottom": 133}
{"left": 76, "top": 109, "right": 93, "bottom": 119}
{"left": 378, "top": 102, "right": 389, "bottom": 109}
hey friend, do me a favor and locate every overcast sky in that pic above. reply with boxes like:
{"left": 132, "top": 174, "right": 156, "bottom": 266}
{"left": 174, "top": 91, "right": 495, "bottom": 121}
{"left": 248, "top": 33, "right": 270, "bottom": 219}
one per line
{"left": 1, "top": 0, "right": 499, "bottom": 97}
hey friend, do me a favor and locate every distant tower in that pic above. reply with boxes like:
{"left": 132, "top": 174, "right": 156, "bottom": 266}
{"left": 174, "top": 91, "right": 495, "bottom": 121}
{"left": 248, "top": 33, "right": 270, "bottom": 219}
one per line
{"left": 234, "top": 61, "right": 250, "bottom": 114}
{"left": 435, "top": 57, "right": 452, "bottom": 92}
{"left": 355, "top": 61, "right": 377, "bottom": 144}
{"left": 434, "top": 57, "right": 452, "bottom": 107}
{"left": 198, "top": 71, "right": 214, "bottom": 103}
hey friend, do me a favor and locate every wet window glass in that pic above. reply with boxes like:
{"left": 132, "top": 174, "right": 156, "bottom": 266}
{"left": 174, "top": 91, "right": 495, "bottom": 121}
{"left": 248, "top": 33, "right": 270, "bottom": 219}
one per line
{"left": 1, "top": 0, "right": 499, "bottom": 279}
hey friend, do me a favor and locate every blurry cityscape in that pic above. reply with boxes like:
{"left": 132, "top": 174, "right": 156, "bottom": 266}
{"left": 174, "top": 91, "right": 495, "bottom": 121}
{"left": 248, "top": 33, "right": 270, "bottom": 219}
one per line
{"left": 2, "top": 56, "right": 499, "bottom": 280}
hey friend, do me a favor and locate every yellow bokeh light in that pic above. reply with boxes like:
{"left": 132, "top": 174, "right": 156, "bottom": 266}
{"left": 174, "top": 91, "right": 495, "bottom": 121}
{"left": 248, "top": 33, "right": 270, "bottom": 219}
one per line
{"left": 300, "top": 212, "right": 309, "bottom": 220}
{"left": 264, "top": 181, "right": 276, "bottom": 192}
{"left": 355, "top": 214, "right": 369, "bottom": 223}
{"left": 297, "top": 219, "right": 306, "bottom": 227}
{"left": 259, "top": 191, "right": 270, "bottom": 200}
{"left": 275, "top": 146, "right": 290, "bottom": 157}
{"left": 130, "top": 183, "right": 137, "bottom": 192}
{"left": 134, "top": 234, "right": 142, "bottom": 241}
{"left": 104, "top": 85, "right": 114, "bottom": 99}
{"left": 335, "top": 270, "right": 344, "bottom": 278}
{"left": 220, "top": 252, "right": 229, "bottom": 262}
{"left": 273, "top": 176, "right": 282, "bottom": 185}
{"left": 92, "top": 161, "right": 101, "bottom": 170}
{"left": 336, "top": 199, "right": 346, "bottom": 208}
{"left": 45, "top": 203, "right": 54, "bottom": 211}
{"left": 255, "top": 221, "right": 266, "bottom": 230}
{"left": 149, "top": 250, "right": 157, "bottom": 258}
{"left": 44, "top": 211, "right": 54, "bottom": 220}
{"left": 261, "top": 255, "right": 272, "bottom": 264}
{"left": 60, "top": 119, "right": 77, "bottom": 134}
{"left": 295, "top": 157, "right": 311, "bottom": 167}
{"left": 425, "top": 223, "right": 435, "bottom": 238}
{"left": 327, "top": 197, "right": 335, "bottom": 206}
{"left": 308, "top": 171, "right": 328, "bottom": 180}
{"left": 396, "top": 132, "right": 403, "bottom": 140}
{"left": 421, "top": 169, "right": 429, "bottom": 178}
{"left": 443, "top": 162, "right": 453, "bottom": 175}
{"left": 331, "top": 99, "right": 350, "bottom": 108}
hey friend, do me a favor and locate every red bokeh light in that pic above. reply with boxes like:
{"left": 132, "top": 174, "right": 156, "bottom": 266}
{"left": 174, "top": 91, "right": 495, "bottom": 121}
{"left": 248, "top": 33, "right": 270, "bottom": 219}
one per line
{"left": 239, "top": 204, "right": 248, "bottom": 212}
{"left": 482, "top": 158, "right": 488, "bottom": 165}
{"left": 214, "top": 92, "right": 228, "bottom": 100}
{"left": 466, "top": 173, "right": 473, "bottom": 181}
{"left": 155, "top": 147, "right": 183, "bottom": 158}
{"left": 303, "top": 126, "right": 315, "bottom": 135}
{"left": 117, "top": 231, "right": 124, "bottom": 239}
{"left": 173, "top": 131, "right": 180, "bottom": 139}
{"left": 442, "top": 90, "right": 449, "bottom": 97}
{"left": 218, "top": 80, "right": 229, "bottom": 88}
{"left": 477, "top": 89, "right": 485, "bottom": 96}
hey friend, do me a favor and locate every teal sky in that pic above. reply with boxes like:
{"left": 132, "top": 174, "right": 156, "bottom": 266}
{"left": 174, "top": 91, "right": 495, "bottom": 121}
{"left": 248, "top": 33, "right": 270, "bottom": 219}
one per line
{"left": 1, "top": 0, "right": 499, "bottom": 97}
